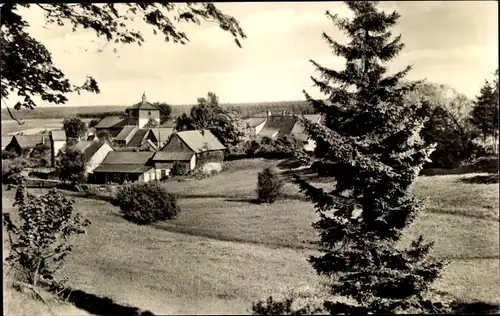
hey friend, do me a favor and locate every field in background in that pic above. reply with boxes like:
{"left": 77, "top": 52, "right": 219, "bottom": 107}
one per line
{"left": 1, "top": 100, "right": 313, "bottom": 121}
{"left": 2, "top": 159, "right": 498, "bottom": 314}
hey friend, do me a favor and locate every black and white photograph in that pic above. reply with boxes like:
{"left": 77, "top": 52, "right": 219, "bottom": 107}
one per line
{"left": 1, "top": 1, "right": 499, "bottom": 315}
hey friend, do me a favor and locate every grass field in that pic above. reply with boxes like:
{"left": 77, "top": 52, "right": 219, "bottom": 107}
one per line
{"left": 1, "top": 100, "right": 313, "bottom": 122}
{"left": 3, "top": 159, "right": 499, "bottom": 314}
{"left": 1, "top": 118, "right": 93, "bottom": 136}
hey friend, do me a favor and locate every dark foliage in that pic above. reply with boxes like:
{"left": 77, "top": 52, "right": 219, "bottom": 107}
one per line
{"left": 88, "top": 118, "right": 101, "bottom": 128}
{"left": 170, "top": 161, "right": 188, "bottom": 176}
{"left": 114, "top": 181, "right": 179, "bottom": 225}
{"left": 154, "top": 102, "right": 172, "bottom": 123}
{"left": 3, "top": 185, "right": 90, "bottom": 287}
{"left": 2, "top": 158, "right": 34, "bottom": 184}
{"left": 63, "top": 116, "right": 88, "bottom": 139}
{"left": 96, "top": 129, "right": 113, "bottom": 142}
{"left": 175, "top": 92, "right": 246, "bottom": 147}
{"left": 257, "top": 167, "right": 283, "bottom": 204}
{"left": 254, "top": 2, "right": 447, "bottom": 314}
{"left": 57, "top": 149, "right": 87, "bottom": 185}
{"left": 2, "top": 149, "right": 18, "bottom": 159}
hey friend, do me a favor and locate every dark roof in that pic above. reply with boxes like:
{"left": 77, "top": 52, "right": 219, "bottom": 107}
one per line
{"left": 115, "top": 126, "right": 138, "bottom": 142}
{"left": 12, "top": 135, "right": 50, "bottom": 148}
{"left": 2, "top": 136, "right": 13, "bottom": 148}
{"left": 70, "top": 141, "right": 93, "bottom": 153}
{"left": 127, "top": 129, "right": 150, "bottom": 147}
{"left": 127, "top": 94, "right": 159, "bottom": 111}
{"left": 95, "top": 116, "right": 129, "bottom": 129}
{"left": 176, "top": 130, "right": 226, "bottom": 153}
{"left": 152, "top": 151, "right": 194, "bottom": 161}
{"left": 245, "top": 117, "right": 267, "bottom": 127}
{"left": 83, "top": 140, "right": 114, "bottom": 161}
{"left": 101, "top": 151, "right": 154, "bottom": 165}
{"left": 93, "top": 164, "right": 154, "bottom": 173}
{"left": 50, "top": 130, "right": 67, "bottom": 141}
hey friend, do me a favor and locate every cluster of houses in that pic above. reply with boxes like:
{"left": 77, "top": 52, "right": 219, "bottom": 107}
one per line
{"left": 2, "top": 93, "right": 322, "bottom": 184}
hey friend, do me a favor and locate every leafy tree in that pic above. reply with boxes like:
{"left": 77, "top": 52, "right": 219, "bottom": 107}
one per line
{"left": 267, "top": 2, "right": 446, "bottom": 313}
{"left": 57, "top": 149, "right": 87, "bottom": 185}
{"left": 153, "top": 102, "right": 173, "bottom": 123}
{"left": 30, "top": 143, "right": 51, "bottom": 159}
{"left": 62, "top": 116, "right": 88, "bottom": 140}
{"left": 470, "top": 71, "right": 499, "bottom": 152}
{"left": 144, "top": 116, "right": 160, "bottom": 128}
{"left": 410, "top": 82, "right": 484, "bottom": 168}
{"left": 88, "top": 118, "right": 101, "bottom": 128}
{"left": 170, "top": 161, "right": 188, "bottom": 176}
{"left": 1, "top": 3, "right": 246, "bottom": 114}
{"left": 3, "top": 184, "right": 90, "bottom": 288}
{"left": 96, "top": 129, "right": 113, "bottom": 142}
{"left": 114, "top": 181, "right": 179, "bottom": 225}
{"left": 175, "top": 92, "right": 246, "bottom": 147}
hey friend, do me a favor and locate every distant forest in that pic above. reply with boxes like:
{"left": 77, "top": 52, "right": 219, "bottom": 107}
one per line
{"left": 1, "top": 100, "right": 315, "bottom": 121}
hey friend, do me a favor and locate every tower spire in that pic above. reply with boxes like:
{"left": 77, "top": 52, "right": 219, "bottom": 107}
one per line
{"left": 142, "top": 91, "right": 147, "bottom": 102}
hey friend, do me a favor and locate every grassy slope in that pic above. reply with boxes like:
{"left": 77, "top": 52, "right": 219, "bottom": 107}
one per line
{"left": 2, "top": 159, "right": 499, "bottom": 313}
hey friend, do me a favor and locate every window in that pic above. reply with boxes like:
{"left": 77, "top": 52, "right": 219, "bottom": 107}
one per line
{"left": 148, "top": 110, "right": 151, "bottom": 116}
{"left": 161, "top": 169, "right": 166, "bottom": 179}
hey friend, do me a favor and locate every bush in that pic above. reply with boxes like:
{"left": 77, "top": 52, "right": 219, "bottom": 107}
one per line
{"left": 170, "top": 161, "right": 187, "bottom": 176}
{"left": 2, "top": 158, "right": 33, "bottom": 184}
{"left": 114, "top": 182, "right": 179, "bottom": 225}
{"left": 3, "top": 185, "right": 90, "bottom": 287}
{"left": 2, "top": 150, "right": 18, "bottom": 160}
{"left": 257, "top": 167, "right": 283, "bottom": 203}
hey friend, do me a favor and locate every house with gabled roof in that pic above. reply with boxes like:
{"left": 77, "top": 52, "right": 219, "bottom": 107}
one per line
{"left": 4, "top": 135, "right": 50, "bottom": 156}
{"left": 49, "top": 130, "right": 67, "bottom": 165}
{"left": 91, "top": 151, "right": 156, "bottom": 184}
{"left": 152, "top": 129, "right": 226, "bottom": 177}
{"left": 125, "top": 92, "right": 161, "bottom": 128}
{"left": 68, "top": 139, "right": 115, "bottom": 174}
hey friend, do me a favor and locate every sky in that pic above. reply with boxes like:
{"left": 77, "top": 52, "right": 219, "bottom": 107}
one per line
{"left": 4, "top": 1, "right": 499, "bottom": 108}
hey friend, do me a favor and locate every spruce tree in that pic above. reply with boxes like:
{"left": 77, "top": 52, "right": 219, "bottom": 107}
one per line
{"left": 470, "top": 72, "right": 499, "bottom": 153}
{"left": 295, "top": 2, "right": 447, "bottom": 313}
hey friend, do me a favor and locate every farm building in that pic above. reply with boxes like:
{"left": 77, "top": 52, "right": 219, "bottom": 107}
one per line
{"left": 125, "top": 93, "right": 160, "bottom": 128}
{"left": 151, "top": 127, "right": 174, "bottom": 148}
{"left": 154, "top": 130, "right": 226, "bottom": 175}
{"left": 152, "top": 151, "right": 195, "bottom": 179}
{"left": 2, "top": 136, "right": 13, "bottom": 150}
{"left": 4, "top": 135, "right": 50, "bottom": 156}
{"left": 69, "top": 139, "right": 115, "bottom": 174}
{"left": 94, "top": 115, "right": 131, "bottom": 137}
{"left": 49, "top": 130, "right": 67, "bottom": 165}
{"left": 114, "top": 126, "right": 158, "bottom": 149}
{"left": 91, "top": 151, "right": 156, "bottom": 184}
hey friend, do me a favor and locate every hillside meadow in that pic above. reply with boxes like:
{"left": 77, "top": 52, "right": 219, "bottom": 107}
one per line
{"left": 2, "top": 158, "right": 499, "bottom": 314}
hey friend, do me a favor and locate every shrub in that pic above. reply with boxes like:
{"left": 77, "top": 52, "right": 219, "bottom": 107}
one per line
{"left": 257, "top": 167, "right": 283, "bottom": 203}
{"left": 2, "top": 158, "right": 33, "bottom": 184}
{"left": 170, "top": 161, "right": 187, "bottom": 176}
{"left": 114, "top": 181, "right": 179, "bottom": 225}
{"left": 3, "top": 185, "right": 91, "bottom": 287}
{"left": 2, "top": 149, "right": 18, "bottom": 159}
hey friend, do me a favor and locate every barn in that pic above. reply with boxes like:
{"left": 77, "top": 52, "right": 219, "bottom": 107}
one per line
{"left": 153, "top": 130, "right": 226, "bottom": 176}
{"left": 91, "top": 152, "right": 155, "bottom": 184}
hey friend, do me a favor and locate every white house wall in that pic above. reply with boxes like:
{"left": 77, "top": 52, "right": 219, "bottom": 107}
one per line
{"left": 254, "top": 119, "right": 267, "bottom": 135}
{"left": 86, "top": 143, "right": 115, "bottom": 174}
{"left": 138, "top": 109, "right": 160, "bottom": 128}
{"left": 190, "top": 154, "right": 197, "bottom": 170}
{"left": 51, "top": 140, "right": 66, "bottom": 157}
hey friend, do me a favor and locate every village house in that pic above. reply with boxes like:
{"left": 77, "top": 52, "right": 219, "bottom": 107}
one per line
{"left": 49, "top": 130, "right": 67, "bottom": 166}
{"left": 125, "top": 92, "right": 160, "bottom": 128}
{"left": 91, "top": 151, "right": 156, "bottom": 184}
{"left": 4, "top": 135, "right": 50, "bottom": 156}
{"left": 69, "top": 139, "right": 115, "bottom": 174}
{"left": 2, "top": 136, "right": 13, "bottom": 150}
{"left": 152, "top": 129, "right": 226, "bottom": 177}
